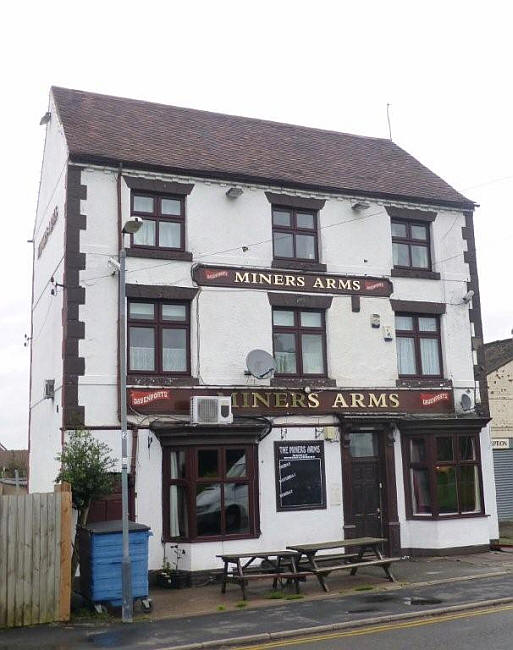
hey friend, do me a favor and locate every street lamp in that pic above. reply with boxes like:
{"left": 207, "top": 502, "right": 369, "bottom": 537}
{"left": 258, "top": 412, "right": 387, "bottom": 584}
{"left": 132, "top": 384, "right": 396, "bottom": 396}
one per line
{"left": 119, "top": 216, "right": 142, "bottom": 623}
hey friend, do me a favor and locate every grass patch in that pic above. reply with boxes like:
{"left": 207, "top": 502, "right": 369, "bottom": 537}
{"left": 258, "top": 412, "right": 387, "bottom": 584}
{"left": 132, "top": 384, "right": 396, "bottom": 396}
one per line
{"left": 285, "top": 594, "right": 304, "bottom": 600}
{"left": 235, "top": 601, "right": 248, "bottom": 608}
{"left": 217, "top": 605, "right": 226, "bottom": 611}
{"left": 354, "top": 585, "right": 374, "bottom": 591}
{"left": 267, "top": 591, "right": 285, "bottom": 599}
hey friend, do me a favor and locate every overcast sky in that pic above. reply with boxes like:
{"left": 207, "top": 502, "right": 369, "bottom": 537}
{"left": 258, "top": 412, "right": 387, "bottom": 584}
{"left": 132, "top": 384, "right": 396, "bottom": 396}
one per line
{"left": 1, "top": 1, "right": 511, "bottom": 449}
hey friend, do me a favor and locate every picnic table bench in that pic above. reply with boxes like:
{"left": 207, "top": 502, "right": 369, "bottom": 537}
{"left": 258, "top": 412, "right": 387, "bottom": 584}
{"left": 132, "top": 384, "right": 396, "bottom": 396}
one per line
{"left": 217, "top": 550, "right": 311, "bottom": 600}
{"left": 287, "top": 537, "right": 401, "bottom": 592}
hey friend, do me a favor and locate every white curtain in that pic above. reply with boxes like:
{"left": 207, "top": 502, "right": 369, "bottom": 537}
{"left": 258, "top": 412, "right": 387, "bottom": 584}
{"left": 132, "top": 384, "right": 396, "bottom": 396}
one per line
{"left": 420, "top": 339, "right": 440, "bottom": 374}
{"left": 170, "top": 453, "right": 180, "bottom": 538}
{"left": 397, "top": 337, "right": 416, "bottom": 374}
{"left": 301, "top": 334, "right": 323, "bottom": 374}
{"left": 162, "top": 348, "right": 186, "bottom": 372}
{"left": 159, "top": 221, "right": 180, "bottom": 248}
{"left": 130, "top": 346, "right": 154, "bottom": 371}
{"left": 133, "top": 219, "right": 155, "bottom": 246}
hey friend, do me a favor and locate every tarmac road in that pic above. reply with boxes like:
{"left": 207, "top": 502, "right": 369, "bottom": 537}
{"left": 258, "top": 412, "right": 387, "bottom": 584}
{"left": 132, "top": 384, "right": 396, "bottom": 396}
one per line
{"left": 234, "top": 604, "right": 513, "bottom": 650}
{"left": 2, "top": 573, "right": 513, "bottom": 649}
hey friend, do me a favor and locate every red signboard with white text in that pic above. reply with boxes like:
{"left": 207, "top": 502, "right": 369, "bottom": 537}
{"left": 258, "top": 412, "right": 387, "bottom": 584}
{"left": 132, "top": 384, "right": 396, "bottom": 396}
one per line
{"left": 128, "top": 387, "right": 454, "bottom": 416}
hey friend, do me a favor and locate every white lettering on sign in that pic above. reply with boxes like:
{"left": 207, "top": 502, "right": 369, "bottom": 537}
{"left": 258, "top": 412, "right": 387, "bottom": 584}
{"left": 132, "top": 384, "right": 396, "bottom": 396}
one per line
{"left": 492, "top": 439, "right": 510, "bottom": 450}
{"left": 131, "top": 389, "right": 170, "bottom": 406}
{"left": 420, "top": 392, "right": 450, "bottom": 406}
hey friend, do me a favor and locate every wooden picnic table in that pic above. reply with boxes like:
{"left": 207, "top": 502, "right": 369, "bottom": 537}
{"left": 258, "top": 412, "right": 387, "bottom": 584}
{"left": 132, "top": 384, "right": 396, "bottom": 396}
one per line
{"left": 217, "top": 550, "right": 310, "bottom": 600}
{"left": 287, "top": 537, "right": 400, "bottom": 592}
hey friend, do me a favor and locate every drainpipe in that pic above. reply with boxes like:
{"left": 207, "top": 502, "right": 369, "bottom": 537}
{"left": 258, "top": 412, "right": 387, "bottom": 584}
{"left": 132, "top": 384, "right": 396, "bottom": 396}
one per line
{"left": 116, "top": 163, "right": 123, "bottom": 421}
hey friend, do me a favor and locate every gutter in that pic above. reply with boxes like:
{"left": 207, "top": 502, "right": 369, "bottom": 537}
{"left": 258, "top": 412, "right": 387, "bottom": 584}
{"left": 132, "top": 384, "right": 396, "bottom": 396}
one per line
{"left": 69, "top": 154, "right": 477, "bottom": 212}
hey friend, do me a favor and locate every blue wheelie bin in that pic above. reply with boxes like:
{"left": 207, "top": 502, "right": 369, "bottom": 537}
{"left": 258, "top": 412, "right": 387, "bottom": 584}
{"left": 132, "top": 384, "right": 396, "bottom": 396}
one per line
{"left": 79, "top": 520, "right": 153, "bottom": 612}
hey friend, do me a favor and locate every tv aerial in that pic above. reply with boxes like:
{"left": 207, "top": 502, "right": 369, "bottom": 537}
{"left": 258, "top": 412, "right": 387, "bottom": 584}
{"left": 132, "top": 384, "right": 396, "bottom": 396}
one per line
{"left": 246, "top": 349, "right": 276, "bottom": 379}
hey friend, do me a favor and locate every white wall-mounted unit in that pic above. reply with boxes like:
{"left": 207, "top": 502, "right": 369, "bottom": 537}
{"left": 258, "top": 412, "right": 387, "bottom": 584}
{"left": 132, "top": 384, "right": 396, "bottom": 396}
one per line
{"left": 190, "top": 396, "right": 233, "bottom": 425}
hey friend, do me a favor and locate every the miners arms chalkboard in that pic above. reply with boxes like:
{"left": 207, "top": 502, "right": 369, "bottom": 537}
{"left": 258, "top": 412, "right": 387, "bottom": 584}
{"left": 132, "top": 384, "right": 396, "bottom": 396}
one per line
{"left": 275, "top": 441, "right": 326, "bottom": 511}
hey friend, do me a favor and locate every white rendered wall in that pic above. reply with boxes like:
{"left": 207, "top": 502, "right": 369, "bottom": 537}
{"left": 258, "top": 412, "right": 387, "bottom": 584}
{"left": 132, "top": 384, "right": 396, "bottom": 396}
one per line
{"left": 48, "top": 165, "right": 489, "bottom": 565}
{"left": 75, "top": 168, "right": 477, "bottom": 404}
{"left": 137, "top": 425, "right": 343, "bottom": 572}
{"left": 29, "top": 93, "right": 69, "bottom": 493}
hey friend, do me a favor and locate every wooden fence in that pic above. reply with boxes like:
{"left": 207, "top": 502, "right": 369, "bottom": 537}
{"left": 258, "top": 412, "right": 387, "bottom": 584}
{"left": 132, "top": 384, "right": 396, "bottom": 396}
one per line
{"left": 0, "top": 483, "right": 72, "bottom": 627}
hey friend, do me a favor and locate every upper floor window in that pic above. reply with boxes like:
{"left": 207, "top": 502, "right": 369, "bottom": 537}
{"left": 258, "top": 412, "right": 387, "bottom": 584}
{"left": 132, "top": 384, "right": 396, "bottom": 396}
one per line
{"left": 128, "top": 300, "right": 190, "bottom": 375}
{"left": 273, "top": 308, "right": 326, "bottom": 377}
{"left": 131, "top": 193, "right": 185, "bottom": 251}
{"left": 395, "top": 314, "right": 442, "bottom": 378}
{"left": 392, "top": 219, "right": 431, "bottom": 270}
{"left": 272, "top": 207, "right": 319, "bottom": 262}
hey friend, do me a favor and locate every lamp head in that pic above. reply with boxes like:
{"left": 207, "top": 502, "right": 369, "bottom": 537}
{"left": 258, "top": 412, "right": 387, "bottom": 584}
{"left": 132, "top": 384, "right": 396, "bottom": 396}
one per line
{"left": 122, "top": 216, "right": 143, "bottom": 234}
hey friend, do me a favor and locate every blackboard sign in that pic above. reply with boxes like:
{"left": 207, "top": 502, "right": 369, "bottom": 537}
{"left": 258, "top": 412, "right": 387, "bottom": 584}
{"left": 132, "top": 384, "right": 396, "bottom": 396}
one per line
{"left": 275, "top": 441, "right": 326, "bottom": 511}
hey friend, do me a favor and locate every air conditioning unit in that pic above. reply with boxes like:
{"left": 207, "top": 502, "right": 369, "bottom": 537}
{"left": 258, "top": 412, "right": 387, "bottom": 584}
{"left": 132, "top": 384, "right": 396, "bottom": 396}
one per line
{"left": 44, "top": 379, "right": 55, "bottom": 400}
{"left": 191, "top": 396, "right": 233, "bottom": 425}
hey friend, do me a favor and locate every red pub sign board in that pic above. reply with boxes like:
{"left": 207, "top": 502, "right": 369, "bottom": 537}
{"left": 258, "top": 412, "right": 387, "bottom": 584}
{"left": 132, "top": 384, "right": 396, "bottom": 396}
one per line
{"left": 128, "top": 388, "right": 454, "bottom": 416}
{"left": 192, "top": 265, "right": 393, "bottom": 297}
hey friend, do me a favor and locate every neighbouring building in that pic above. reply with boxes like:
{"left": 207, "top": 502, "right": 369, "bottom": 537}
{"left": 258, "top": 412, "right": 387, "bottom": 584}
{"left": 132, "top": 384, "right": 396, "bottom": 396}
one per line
{"left": 485, "top": 338, "right": 513, "bottom": 521}
{"left": 29, "top": 87, "right": 498, "bottom": 578}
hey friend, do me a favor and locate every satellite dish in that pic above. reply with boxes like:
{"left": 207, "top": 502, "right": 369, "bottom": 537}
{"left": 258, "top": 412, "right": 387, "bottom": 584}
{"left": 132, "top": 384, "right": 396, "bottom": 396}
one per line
{"left": 246, "top": 349, "right": 276, "bottom": 379}
{"left": 461, "top": 393, "right": 473, "bottom": 411}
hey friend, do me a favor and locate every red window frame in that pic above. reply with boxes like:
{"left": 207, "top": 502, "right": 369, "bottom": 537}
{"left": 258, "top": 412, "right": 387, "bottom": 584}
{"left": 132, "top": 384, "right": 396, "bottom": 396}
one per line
{"left": 395, "top": 313, "right": 443, "bottom": 379}
{"left": 130, "top": 192, "right": 186, "bottom": 251}
{"left": 391, "top": 219, "right": 432, "bottom": 271}
{"left": 272, "top": 308, "right": 327, "bottom": 378}
{"left": 272, "top": 206, "right": 319, "bottom": 263}
{"left": 127, "top": 299, "right": 191, "bottom": 376}
{"left": 162, "top": 445, "right": 258, "bottom": 542}
{"left": 403, "top": 433, "right": 484, "bottom": 519}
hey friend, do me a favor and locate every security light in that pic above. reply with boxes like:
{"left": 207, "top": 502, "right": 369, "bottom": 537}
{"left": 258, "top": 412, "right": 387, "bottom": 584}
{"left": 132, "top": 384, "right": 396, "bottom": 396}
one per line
{"left": 39, "top": 112, "right": 51, "bottom": 126}
{"left": 226, "top": 187, "right": 244, "bottom": 199}
{"left": 351, "top": 201, "right": 371, "bottom": 211}
{"left": 462, "top": 290, "right": 475, "bottom": 304}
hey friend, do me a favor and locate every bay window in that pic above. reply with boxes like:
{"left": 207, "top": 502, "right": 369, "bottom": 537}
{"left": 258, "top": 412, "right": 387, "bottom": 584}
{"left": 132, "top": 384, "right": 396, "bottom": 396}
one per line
{"left": 404, "top": 433, "right": 483, "bottom": 518}
{"left": 163, "top": 445, "right": 258, "bottom": 541}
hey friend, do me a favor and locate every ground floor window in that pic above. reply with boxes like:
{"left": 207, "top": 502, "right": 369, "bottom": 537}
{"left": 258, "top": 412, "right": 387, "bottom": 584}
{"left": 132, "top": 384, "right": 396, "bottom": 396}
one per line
{"left": 163, "top": 445, "right": 258, "bottom": 541}
{"left": 403, "top": 432, "right": 483, "bottom": 518}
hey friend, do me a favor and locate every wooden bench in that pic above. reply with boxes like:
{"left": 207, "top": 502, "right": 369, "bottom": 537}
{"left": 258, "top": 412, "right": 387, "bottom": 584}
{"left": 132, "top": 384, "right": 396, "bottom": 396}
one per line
{"left": 288, "top": 537, "right": 402, "bottom": 592}
{"left": 217, "top": 551, "right": 310, "bottom": 600}
{"left": 314, "top": 556, "right": 402, "bottom": 581}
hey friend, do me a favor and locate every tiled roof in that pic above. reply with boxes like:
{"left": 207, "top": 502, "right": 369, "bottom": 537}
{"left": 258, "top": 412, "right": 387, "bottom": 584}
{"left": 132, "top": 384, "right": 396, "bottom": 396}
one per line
{"left": 52, "top": 87, "right": 474, "bottom": 209}
{"left": 484, "top": 338, "right": 513, "bottom": 374}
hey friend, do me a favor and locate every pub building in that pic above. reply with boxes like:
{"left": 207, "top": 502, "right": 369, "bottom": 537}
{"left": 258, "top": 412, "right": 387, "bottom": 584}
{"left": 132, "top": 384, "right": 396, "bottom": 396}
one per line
{"left": 28, "top": 87, "right": 498, "bottom": 581}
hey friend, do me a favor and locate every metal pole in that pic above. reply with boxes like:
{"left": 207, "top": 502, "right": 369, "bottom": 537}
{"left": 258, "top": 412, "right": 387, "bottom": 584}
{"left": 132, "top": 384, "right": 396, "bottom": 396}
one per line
{"left": 119, "top": 245, "right": 133, "bottom": 622}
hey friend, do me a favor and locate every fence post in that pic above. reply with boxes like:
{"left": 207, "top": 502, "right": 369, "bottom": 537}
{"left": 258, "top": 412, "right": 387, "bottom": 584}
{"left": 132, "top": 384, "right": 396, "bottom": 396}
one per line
{"left": 55, "top": 482, "right": 72, "bottom": 621}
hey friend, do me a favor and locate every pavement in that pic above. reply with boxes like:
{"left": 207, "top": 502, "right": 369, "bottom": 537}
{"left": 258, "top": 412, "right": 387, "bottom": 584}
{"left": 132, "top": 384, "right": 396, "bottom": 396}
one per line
{"left": 3, "top": 549, "right": 513, "bottom": 649}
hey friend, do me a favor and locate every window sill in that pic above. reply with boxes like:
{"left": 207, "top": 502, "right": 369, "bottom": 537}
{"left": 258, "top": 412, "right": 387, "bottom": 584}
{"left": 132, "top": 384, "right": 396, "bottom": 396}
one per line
{"left": 270, "top": 377, "right": 337, "bottom": 388}
{"left": 396, "top": 378, "right": 452, "bottom": 388}
{"left": 406, "top": 512, "right": 486, "bottom": 521}
{"left": 127, "top": 248, "right": 193, "bottom": 261}
{"left": 391, "top": 268, "right": 441, "bottom": 280}
{"left": 272, "top": 259, "right": 327, "bottom": 272}
{"left": 162, "top": 532, "right": 259, "bottom": 544}
{"left": 127, "top": 375, "right": 199, "bottom": 386}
